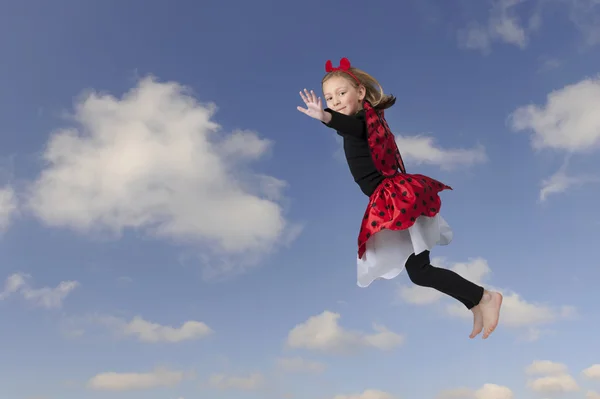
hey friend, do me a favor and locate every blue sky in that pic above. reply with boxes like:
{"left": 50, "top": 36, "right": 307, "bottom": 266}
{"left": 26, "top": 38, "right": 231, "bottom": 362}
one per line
{"left": 1, "top": 0, "right": 600, "bottom": 398}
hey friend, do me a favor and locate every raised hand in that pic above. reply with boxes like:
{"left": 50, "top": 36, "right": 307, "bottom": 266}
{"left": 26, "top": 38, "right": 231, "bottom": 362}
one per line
{"left": 297, "top": 89, "right": 326, "bottom": 122}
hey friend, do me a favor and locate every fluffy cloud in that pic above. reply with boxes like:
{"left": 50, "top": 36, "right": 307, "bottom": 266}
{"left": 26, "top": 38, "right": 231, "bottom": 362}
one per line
{"left": 458, "top": 0, "right": 600, "bottom": 52}
{"left": 438, "top": 383, "right": 514, "bottom": 399}
{"left": 510, "top": 75, "right": 600, "bottom": 153}
{"left": 583, "top": 364, "right": 600, "bottom": 379}
{"left": 87, "top": 367, "right": 187, "bottom": 391}
{"left": 23, "top": 76, "right": 299, "bottom": 278}
{"left": 286, "top": 311, "right": 404, "bottom": 354}
{"left": 527, "top": 374, "right": 579, "bottom": 393}
{"left": 63, "top": 314, "right": 213, "bottom": 343}
{"left": 276, "top": 357, "right": 326, "bottom": 373}
{"left": 525, "top": 360, "right": 580, "bottom": 394}
{"left": 0, "top": 185, "right": 17, "bottom": 233}
{"left": 0, "top": 273, "right": 78, "bottom": 308}
{"left": 526, "top": 360, "right": 569, "bottom": 376}
{"left": 208, "top": 372, "right": 264, "bottom": 391}
{"left": 588, "top": 391, "right": 600, "bottom": 399}
{"left": 538, "top": 165, "right": 598, "bottom": 202}
{"left": 457, "top": 0, "right": 536, "bottom": 53}
{"left": 509, "top": 75, "right": 600, "bottom": 200}
{"left": 108, "top": 315, "right": 212, "bottom": 343}
{"left": 473, "top": 384, "right": 514, "bottom": 399}
{"left": 394, "top": 135, "right": 487, "bottom": 170}
{"left": 397, "top": 257, "right": 576, "bottom": 340}
{"left": 332, "top": 390, "right": 397, "bottom": 399}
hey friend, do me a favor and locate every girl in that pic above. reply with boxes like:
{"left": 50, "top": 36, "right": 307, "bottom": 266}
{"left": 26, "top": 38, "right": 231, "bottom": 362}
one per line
{"left": 297, "top": 57, "right": 503, "bottom": 339}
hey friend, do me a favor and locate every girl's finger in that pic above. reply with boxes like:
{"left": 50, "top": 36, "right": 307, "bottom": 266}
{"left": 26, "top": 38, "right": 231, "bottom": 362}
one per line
{"left": 304, "top": 88, "right": 313, "bottom": 102}
{"left": 296, "top": 106, "right": 308, "bottom": 114}
{"left": 299, "top": 91, "right": 308, "bottom": 104}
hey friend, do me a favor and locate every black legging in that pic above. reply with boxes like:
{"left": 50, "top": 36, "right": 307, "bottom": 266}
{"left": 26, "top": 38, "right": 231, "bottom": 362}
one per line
{"left": 405, "top": 250, "right": 484, "bottom": 310}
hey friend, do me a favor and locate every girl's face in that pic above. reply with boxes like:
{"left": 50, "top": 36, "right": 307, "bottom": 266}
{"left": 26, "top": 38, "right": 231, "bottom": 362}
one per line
{"left": 322, "top": 75, "right": 366, "bottom": 116}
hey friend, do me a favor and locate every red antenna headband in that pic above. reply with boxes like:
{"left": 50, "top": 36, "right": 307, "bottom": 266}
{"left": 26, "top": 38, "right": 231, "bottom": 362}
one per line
{"left": 325, "top": 57, "right": 360, "bottom": 84}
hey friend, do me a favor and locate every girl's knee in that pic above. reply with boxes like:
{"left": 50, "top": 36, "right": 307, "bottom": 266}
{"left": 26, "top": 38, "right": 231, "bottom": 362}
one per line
{"left": 405, "top": 251, "right": 431, "bottom": 284}
{"left": 405, "top": 251, "right": 430, "bottom": 269}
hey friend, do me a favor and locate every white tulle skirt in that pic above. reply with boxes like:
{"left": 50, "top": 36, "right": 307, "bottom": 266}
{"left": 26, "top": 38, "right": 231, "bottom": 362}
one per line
{"left": 356, "top": 214, "right": 453, "bottom": 287}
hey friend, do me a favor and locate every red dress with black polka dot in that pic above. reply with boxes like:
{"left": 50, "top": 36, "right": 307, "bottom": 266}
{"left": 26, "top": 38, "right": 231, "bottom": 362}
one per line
{"left": 356, "top": 101, "right": 452, "bottom": 258}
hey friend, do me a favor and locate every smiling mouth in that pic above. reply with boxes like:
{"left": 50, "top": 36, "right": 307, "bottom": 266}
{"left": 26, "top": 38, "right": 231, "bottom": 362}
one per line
{"left": 336, "top": 107, "right": 346, "bottom": 112}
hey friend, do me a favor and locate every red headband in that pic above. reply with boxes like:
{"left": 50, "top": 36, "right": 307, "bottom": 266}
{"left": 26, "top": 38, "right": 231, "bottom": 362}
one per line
{"left": 325, "top": 57, "right": 360, "bottom": 84}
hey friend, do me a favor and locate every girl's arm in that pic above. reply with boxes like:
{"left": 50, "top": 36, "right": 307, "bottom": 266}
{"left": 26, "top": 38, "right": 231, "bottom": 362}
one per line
{"left": 322, "top": 108, "right": 366, "bottom": 139}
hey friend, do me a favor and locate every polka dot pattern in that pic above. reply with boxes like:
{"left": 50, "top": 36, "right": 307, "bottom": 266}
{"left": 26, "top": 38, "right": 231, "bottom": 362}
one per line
{"left": 357, "top": 101, "right": 452, "bottom": 259}
{"left": 364, "top": 102, "right": 406, "bottom": 177}
{"left": 357, "top": 173, "right": 451, "bottom": 258}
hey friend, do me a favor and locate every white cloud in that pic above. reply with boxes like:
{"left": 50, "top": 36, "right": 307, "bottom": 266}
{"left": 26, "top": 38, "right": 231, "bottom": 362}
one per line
{"left": 509, "top": 75, "right": 600, "bottom": 153}
{"left": 538, "top": 166, "right": 598, "bottom": 202}
{"left": 458, "top": 23, "right": 493, "bottom": 53}
{"left": 458, "top": 0, "right": 600, "bottom": 51}
{"left": 332, "top": 390, "right": 397, "bottom": 399}
{"left": 446, "top": 288, "right": 576, "bottom": 331}
{"left": 567, "top": 0, "right": 600, "bottom": 46}
{"left": 588, "top": 391, "right": 600, "bottom": 399}
{"left": 337, "top": 132, "right": 486, "bottom": 170}
{"left": 87, "top": 367, "right": 186, "bottom": 391}
{"left": 0, "top": 273, "right": 78, "bottom": 308}
{"left": 509, "top": 76, "right": 600, "bottom": 200}
{"left": 438, "top": 384, "right": 513, "bottom": 399}
{"left": 0, "top": 185, "right": 18, "bottom": 233}
{"left": 397, "top": 257, "right": 576, "bottom": 339}
{"left": 276, "top": 357, "right": 326, "bottom": 373}
{"left": 525, "top": 360, "right": 580, "bottom": 394}
{"left": 526, "top": 360, "right": 569, "bottom": 376}
{"left": 208, "top": 372, "right": 264, "bottom": 391}
{"left": 394, "top": 135, "right": 487, "bottom": 170}
{"left": 495, "top": 295, "right": 574, "bottom": 327}
{"left": 286, "top": 311, "right": 404, "bottom": 354}
{"left": 525, "top": 360, "right": 568, "bottom": 376}
{"left": 398, "top": 284, "right": 443, "bottom": 305}
{"left": 474, "top": 384, "right": 514, "bottom": 399}
{"left": 583, "top": 364, "right": 600, "bottom": 379}
{"left": 458, "top": 0, "right": 534, "bottom": 53}
{"left": 67, "top": 314, "right": 213, "bottom": 343}
{"left": 24, "top": 76, "right": 299, "bottom": 278}
{"left": 527, "top": 373, "right": 579, "bottom": 393}
{"left": 115, "top": 315, "right": 212, "bottom": 343}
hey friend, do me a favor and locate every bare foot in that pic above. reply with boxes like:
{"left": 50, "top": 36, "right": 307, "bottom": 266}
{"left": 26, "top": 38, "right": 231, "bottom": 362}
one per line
{"left": 469, "top": 305, "right": 483, "bottom": 338}
{"left": 479, "top": 291, "right": 503, "bottom": 339}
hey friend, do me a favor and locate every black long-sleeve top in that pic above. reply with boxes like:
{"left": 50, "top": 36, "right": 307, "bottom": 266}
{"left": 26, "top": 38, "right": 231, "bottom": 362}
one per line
{"left": 323, "top": 108, "right": 385, "bottom": 197}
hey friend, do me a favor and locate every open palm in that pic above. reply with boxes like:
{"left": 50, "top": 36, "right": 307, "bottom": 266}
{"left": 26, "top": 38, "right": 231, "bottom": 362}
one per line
{"left": 297, "top": 89, "right": 326, "bottom": 121}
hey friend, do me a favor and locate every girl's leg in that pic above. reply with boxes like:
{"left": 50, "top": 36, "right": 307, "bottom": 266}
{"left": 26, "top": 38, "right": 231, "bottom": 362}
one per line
{"left": 404, "top": 250, "right": 502, "bottom": 339}
{"left": 404, "top": 251, "right": 484, "bottom": 309}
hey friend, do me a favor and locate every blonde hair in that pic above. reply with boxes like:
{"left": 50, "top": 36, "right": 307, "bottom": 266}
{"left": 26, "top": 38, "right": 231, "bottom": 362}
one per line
{"left": 321, "top": 67, "right": 396, "bottom": 110}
